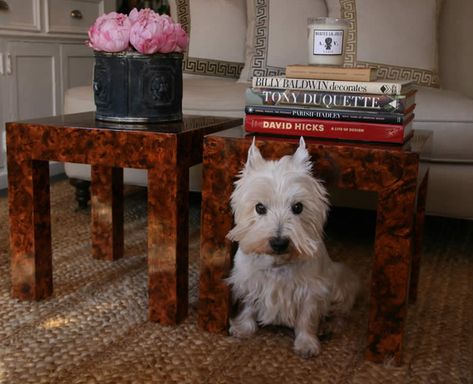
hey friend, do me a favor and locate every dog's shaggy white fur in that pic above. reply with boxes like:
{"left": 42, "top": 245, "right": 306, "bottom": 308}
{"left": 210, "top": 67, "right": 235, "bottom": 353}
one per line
{"left": 226, "top": 138, "right": 359, "bottom": 358}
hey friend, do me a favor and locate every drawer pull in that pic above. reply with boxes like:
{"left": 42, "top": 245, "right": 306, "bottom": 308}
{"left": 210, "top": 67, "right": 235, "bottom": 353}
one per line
{"left": 0, "top": 0, "right": 9, "bottom": 11}
{"left": 70, "top": 9, "right": 83, "bottom": 19}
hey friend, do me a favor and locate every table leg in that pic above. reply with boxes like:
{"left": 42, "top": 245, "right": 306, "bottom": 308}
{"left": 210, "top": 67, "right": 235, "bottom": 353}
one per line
{"left": 198, "top": 138, "right": 243, "bottom": 332}
{"left": 147, "top": 162, "right": 189, "bottom": 325}
{"left": 91, "top": 165, "right": 124, "bottom": 261}
{"left": 409, "top": 170, "right": 429, "bottom": 303}
{"left": 8, "top": 158, "right": 52, "bottom": 300}
{"left": 366, "top": 179, "right": 417, "bottom": 364}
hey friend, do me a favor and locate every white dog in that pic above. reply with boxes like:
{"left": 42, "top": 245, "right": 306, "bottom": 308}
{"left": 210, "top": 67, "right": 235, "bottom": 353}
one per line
{"left": 226, "top": 137, "right": 359, "bottom": 358}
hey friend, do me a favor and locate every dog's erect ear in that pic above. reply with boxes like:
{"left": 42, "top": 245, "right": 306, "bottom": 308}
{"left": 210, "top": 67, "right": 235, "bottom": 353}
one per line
{"left": 292, "top": 137, "right": 312, "bottom": 172}
{"left": 245, "top": 137, "right": 264, "bottom": 170}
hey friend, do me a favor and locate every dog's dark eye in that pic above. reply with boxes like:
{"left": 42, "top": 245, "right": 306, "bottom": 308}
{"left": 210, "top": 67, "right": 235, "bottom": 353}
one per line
{"left": 291, "top": 202, "right": 303, "bottom": 215}
{"left": 255, "top": 203, "right": 267, "bottom": 215}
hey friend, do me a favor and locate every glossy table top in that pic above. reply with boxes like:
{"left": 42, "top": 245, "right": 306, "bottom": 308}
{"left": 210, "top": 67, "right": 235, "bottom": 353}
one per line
{"left": 11, "top": 112, "right": 243, "bottom": 135}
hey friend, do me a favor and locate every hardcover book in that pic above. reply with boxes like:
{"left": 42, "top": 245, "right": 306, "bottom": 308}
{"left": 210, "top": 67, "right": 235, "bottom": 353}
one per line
{"left": 245, "top": 105, "right": 414, "bottom": 124}
{"left": 285, "top": 65, "right": 378, "bottom": 81}
{"left": 251, "top": 76, "right": 416, "bottom": 95}
{"left": 245, "top": 88, "right": 417, "bottom": 113}
{"left": 244, "top": 114, "right": 414, "bottom": 144}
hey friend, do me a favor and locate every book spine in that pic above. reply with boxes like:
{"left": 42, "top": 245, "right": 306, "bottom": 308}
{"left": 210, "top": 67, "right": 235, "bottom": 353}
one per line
{"left": 244, "top": 114, "right": 411, "bottom": 144}
{"left": 245, "top": 105, "right": 411, "bottom": 124}
{"left": 251, "top": 76, "right": 407, "bottom": 95}
{"left": 285, "top": 65, "right": 375, "bottom": 81}
{"left": 245, "top": 88, "right": 411, "bottom": 113}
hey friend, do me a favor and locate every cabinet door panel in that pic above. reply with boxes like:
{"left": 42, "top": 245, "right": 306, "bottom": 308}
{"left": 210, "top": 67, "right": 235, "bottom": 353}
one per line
{"left": 6, "top": 42, "right": 61, "bottom": 121}
{"left": 2, "top": 42, "right": 64, "bottom": 186}
{"left": 61, "top": 44, "right": 94, "bottom": 91}
{"left": 17, "top": 57, "right": 55, "bottom": 118}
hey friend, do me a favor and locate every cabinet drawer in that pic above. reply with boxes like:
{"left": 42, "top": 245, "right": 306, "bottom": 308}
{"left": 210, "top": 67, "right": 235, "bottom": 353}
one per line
{"left": 47, "top": 0, "right": 106, "bottom": 35}
{"left": 0, "top": 0, "right": 41, "bottom": 32}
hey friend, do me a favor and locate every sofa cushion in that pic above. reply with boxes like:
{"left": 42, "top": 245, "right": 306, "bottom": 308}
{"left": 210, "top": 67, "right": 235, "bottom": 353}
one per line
{"left": 181, "top": 75, "right": 246, "bottom": 117}
{"left": 64, "top": 76, "right": 247, "bottom": 118}
{"left": 169, "top": 0, "right": 246, "bottom": 79}
{"left": 326, "top": 0, "right": 441, "bottom": 88}
{"left": 239, "top": 0, "right": 327, "bottom": 82}
{"left": 414, "top": 87, "right": 473, "bottom": 162}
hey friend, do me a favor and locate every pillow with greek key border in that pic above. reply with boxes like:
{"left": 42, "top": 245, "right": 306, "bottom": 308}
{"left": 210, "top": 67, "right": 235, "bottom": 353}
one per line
{"left": 238, "top": 0, "right": 328, "bottom": 83}
{"left": 326, "top": 0, "right": 441, "bottom": 87}
{"left": 169, "top": 0, "right": 246, "bottom": 79}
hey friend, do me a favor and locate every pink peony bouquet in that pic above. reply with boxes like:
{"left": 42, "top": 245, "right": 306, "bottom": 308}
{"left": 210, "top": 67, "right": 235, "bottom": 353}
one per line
{"left": 88, "top": 9, "right": 188, "bottom": 54}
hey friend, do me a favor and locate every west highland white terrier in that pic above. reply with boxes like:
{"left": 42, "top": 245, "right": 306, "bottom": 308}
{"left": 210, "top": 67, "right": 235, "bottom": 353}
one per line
{"left": 226, "top": 137, "right": 359, "bottom": 358}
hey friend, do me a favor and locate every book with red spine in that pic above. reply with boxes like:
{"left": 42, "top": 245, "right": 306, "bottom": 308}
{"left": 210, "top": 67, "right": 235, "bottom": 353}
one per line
{"left": 244, "top": 114, "right": 414, "bottom": 144}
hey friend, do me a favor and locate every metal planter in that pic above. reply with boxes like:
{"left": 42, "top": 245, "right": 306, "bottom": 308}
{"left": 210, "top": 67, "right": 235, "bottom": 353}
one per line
{"left": 93, "top": 51, "right": 183, "bottom": 123}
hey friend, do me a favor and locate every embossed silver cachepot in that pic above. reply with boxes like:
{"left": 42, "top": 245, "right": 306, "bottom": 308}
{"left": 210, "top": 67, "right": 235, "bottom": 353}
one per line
{"left": 93, "top": 51, "right": 183, "bottom": 123}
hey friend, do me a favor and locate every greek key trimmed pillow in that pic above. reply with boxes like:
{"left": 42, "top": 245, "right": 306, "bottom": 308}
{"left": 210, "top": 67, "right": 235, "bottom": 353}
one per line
{"left": 238, "top": 0, "right": 328, "bottom": 83}
{"left": 169, "top": 0, "right": 246, "bottom": 78}
{"left": 326, "top": 0, "right": 441, "bottom": 87}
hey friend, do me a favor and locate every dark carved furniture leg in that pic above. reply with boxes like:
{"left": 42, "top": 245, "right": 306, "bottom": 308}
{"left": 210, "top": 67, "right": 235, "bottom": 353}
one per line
{"left": 69, "top": 178, "right": 91, "bottom": 209}
{"left": 91, "top": 165, "right": 124, "bottom": 261}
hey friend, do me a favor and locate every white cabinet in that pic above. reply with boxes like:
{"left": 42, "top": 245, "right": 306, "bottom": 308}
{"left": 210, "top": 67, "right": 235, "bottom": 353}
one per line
{"left": 0, "top": 0, "right": 114, "bottom": 189}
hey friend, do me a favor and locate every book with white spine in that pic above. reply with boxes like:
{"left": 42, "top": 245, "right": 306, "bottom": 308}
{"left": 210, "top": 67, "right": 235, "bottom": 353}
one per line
{"left": 251, "top": 76, "right": 416, "bottom": 96}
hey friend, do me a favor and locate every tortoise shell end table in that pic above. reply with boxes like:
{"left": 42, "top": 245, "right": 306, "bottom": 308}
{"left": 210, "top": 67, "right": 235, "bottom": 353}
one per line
{"left": 197, "top": 126, "right": 431, "bottom": 364}
{"left": 6, "top": 112, "right": 242, "bottom": 325}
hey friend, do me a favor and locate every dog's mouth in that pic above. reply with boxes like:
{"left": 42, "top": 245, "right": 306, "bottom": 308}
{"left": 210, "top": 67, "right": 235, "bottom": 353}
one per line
{"left": 267, "top": 248, "right": 291, "bottom": 257}
{"left": 269, "top": 250, "right": 298, "bottom": 266}
{"left": 272, "top": 250, "right": 288, "bottom": 255}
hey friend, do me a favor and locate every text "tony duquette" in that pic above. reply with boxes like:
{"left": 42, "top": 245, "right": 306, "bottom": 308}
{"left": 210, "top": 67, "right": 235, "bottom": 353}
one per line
{"left": 262, "top": 90, "right": 381, "bottom": 108}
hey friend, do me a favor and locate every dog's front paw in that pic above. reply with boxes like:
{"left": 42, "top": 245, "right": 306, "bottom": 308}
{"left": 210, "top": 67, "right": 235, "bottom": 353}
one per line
{"left": 229, "top": 317, "right": 257, "bottom": 338}
{"left": 294, "top": 334, "right": 321, "bottom": 358}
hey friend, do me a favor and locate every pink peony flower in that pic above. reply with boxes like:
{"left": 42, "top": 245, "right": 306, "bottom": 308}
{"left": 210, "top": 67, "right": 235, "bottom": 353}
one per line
{"left": 160, "top": 18, "right": 188, "bottom": 53}
{"left": 129, "top": 9, "right": 188, "bottom": 54}
{"left": 88, "top": 9, "right": 188, "bottom": 54}
{"left": 128, "top": 7, "right": 142, "bottom": 24}
{"left": 174, "top": 23, "right": 189, "bottom": 52}
{"left": 88, "top": 12, "right": 131, "bottom": 52}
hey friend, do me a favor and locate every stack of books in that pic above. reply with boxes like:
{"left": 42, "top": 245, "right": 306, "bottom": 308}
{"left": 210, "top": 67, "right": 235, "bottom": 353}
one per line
{"left": 244, "top": 65, "right": 417, "bottom": 144}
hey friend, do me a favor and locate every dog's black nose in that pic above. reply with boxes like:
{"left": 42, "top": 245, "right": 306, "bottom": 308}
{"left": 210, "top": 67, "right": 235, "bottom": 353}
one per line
{"left": 269, "top": 237, "right": 290, "bottom": 253}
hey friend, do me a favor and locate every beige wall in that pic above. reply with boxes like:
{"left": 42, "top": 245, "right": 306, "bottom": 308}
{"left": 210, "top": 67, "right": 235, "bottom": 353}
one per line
{"left": 439, "top": 0, "right": 473, "bottom": 98}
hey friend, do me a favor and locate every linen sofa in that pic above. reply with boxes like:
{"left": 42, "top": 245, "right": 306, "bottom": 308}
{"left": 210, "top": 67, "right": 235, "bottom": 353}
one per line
{"left": 64, "top": 0, "right": 473, "bottom": 219}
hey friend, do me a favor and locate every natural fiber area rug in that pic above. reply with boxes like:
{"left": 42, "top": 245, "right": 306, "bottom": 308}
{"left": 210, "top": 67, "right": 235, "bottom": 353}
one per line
{"left": 0, "top": 179, "right": 472, "bottom": 384}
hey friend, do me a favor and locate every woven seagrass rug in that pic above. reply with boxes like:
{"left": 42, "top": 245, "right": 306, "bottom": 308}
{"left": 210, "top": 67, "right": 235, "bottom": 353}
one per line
{"left": 0, "top": 179, "right": 472, "bottom": 384}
